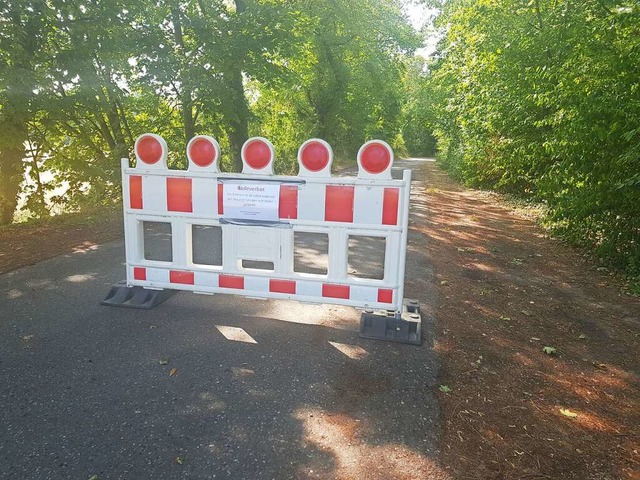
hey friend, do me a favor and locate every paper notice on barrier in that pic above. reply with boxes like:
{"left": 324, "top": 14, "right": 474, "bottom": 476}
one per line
{"left": 223, "top": 183, "right": 280, "bottom": 222}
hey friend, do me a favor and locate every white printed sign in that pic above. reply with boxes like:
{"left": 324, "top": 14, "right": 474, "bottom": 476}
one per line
{"left": 223, "top": 183, "right": 280, "bottom": 221}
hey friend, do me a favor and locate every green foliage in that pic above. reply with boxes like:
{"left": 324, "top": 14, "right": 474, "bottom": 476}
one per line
{"left": 253, "top": 0, "right": 420, "bottom": 165}
{"left": 427, "top": 0, "right": 640, "bottom": 278}
{"left": 0, "top": 0, "right": 418, "bottom": 223}
{"left": 0, "top": 0, "right": 52, "bottom": 223}
{"left": 401, "top": 58, "right": 438, "bottom": 157}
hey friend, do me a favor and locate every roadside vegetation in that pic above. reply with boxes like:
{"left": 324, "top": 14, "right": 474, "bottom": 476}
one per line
{"left": 0, "top": 0, "right": 424, "bottom": 223}
{"left": 418, "top": 0, "right": 640, "bottom": 287}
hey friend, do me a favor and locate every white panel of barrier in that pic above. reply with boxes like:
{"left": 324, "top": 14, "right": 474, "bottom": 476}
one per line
{"left": 121, "top": 134, "right": 411, "bottom": 313}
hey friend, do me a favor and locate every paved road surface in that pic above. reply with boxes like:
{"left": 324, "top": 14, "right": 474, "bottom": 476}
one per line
{"left": 0, "top": 159, "right": 445, "bottom": 480}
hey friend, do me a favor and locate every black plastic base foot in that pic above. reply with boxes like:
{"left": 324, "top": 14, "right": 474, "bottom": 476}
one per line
{"left": 359, "top": 298, "right": 422, "bottom": 345}
{"left": 101, "top": 282, "right": 177, "bottom": 309}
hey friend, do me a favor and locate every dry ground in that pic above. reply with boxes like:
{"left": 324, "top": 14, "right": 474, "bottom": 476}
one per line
{"left": 0, "top": 209, "right": 123, "bottom": 275}
{"left": 417, "top": 162, "right": 639, "bottom": 480}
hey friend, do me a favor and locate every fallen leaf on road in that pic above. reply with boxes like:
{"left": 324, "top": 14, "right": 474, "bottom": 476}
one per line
{"left": 159, "top": 359, "right": 169, "bottom": 365}
{"left": 169, "top": 368, "right": 178, "bottom": 377}
{"left": 175, "top": 456, "right": 184, "bottom": 465}
{"left": 560, "top": 409, "right": 578, "bottom": 418}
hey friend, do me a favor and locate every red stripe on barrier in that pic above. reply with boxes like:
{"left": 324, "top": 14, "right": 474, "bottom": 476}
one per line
{"left": 279, "top": 185, "right": 298, "bottom": 219}
{"left": 219, "top": 275, "right": 244, "bottom": 289}
{"left": 170, "top": 270, "right": 194, "bottom": 285}
{"left": 377, "top": 288, "right": 393, "bottom": 304}
{"left": 325, "top": 186, "right": 354, "bottom": 222}
{"left": 269, "top": 279, "right": 296, "bottom": 294}
{"left": 322, "top": 284, "right": 350, "bottom": 299}
{"left": 217, "top": 182, "right": 224, "bottom": 215}
{"left": 133, "top": 267, "right": 146, "bottom": 281}
{"left": 167, "top": 178, "right": 192, "bottom": 212}
{"left": 382, "top": 187, "right": 399, "bottom": 225}
{"left": 129, "top": 176, "right": 143, "bottom": 209}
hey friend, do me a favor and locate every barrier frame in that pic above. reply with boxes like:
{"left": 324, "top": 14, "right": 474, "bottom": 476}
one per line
{"left": 121, "top": 170, "right": 410, "bottom": 312}
{"left": 103, "top": 134, "right": 420, "bottom": 343}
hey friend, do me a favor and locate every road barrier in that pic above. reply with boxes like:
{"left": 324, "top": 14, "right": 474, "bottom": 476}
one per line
{"left": 103, "top": 134, "right": 421, "bottom": 344}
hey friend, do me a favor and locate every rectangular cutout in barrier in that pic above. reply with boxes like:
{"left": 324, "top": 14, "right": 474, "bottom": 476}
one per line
{"left": 348, "top": 235, "right": 386, "bottom": 280}
{"left": 143, "top": 221, "right": 173, "bottom": 262}
{"left": 294, "top": 231, "right": 329, "bottom": 275}
{"left": 242, "top": 260, "right": 275, "bottom": 271}
{"left": 192, "top": 225, "right": 222, "bottom": 266}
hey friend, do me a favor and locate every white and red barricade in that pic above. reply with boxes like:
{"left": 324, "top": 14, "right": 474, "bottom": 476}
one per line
{"left": 119, "top": 134, "right": 412, "bottom": 315}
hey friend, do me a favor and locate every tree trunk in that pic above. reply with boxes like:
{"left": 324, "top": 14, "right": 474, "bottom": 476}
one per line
{"left": 171, "top": 1, "right": 196, "bottom": 144}
{"left": 1, "top": 6, "right": 42, "bottom": 224}
{"left": 226, "top": 68, "right": 251, "bottom": 172}
{"left": 224, "top": 0, "right": 251, "bottom": 172}
{"left": 0, "top": 140, "right": 26, "bottom": 225}
{"left": 30, "top": 156, "right": 48, "bottom": 216}
{"left": 311, "top": 35, "right": 348, "bottom": 144}
{"left": 182, "top": 94, "right": 196, "bottom": 143}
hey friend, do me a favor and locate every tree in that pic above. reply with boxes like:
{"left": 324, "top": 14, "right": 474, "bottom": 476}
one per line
{"left": 1, "top": 0, "right": 422, "bottom": 221}
{"left": 427, "top": 0, "right": 640, "bottom": 274}
{"left": 0, "top": 0, "right": 52, "bottom": 224}
{"left": 253, "top": 0, "right": 419, "bottom": 162}
{"left": 132, "top": 0, "right": 298, "bottom": 171}
{"left": 401, "top": 57, "right": 437, "bottom": 157}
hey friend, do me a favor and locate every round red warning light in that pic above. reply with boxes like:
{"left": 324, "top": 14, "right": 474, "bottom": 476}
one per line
{"left": 300, "top": 141, "right": 330, "bottom": 172}
{"left": 360, "top": 142, "right": 391, "bottom": 174}
{"left": 244, "top": 139, "right": 272, "bottom": 169}
{"left": 189, "top": 137, "right": 217, "bottom": 167}
{"left": 136, "top": 135, "right": 163, "bottom": 165}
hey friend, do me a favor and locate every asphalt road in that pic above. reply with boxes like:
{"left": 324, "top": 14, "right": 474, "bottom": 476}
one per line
{"left": 0, "top": 159, "right": 444, "bottom": 480}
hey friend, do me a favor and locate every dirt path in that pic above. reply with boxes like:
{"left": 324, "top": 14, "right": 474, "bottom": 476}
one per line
{"left": 418, "top": 161, "right": 640, "bottom": 479}
{"left": 0, "top": 161, "right": 638, "bottom": 479}
{"left": 0, "top": 210, "right": 123, "bottom": 275}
